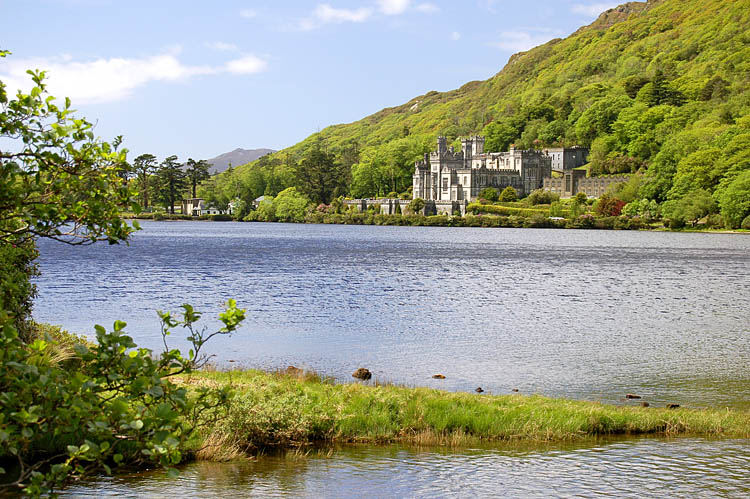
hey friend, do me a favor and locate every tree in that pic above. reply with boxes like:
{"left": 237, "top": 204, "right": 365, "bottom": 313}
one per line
{"left": 0, "top": 55, "right": 137, "bottom": 246}
{"left": 295, "top": 140, "right": 347, "bottom": 205}
{"left": 0, "top": 52, "right": 244, "bottom": 494}
{"left": 717, "top": 170, "right": 750, "bottom": 228}
{"left": 155, "top": 155, "right": 187, "bottom": 214}
{"left": 273, "top": 187, "right": 310, "bottom": 222}
{"left": 483, "top": 122, "right": 517, "bottom": 152}
{"left": 185, "top": 158, "right": 211, "bottom": 198}
{"left": 132, "top": 154, "right": 158, "bottom": 209}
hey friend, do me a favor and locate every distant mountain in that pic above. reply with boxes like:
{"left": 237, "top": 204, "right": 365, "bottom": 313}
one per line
{"left": 207, "top": 148, "right": 275, "bottom": 173}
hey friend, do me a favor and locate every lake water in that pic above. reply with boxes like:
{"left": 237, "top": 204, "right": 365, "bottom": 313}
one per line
{"left": 33, "top": 222, "right": 750, "bottom": 495}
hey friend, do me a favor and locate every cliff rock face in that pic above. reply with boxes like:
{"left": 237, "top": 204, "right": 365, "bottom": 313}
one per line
{"left": 576, "top": 1, "right": 656, "bottom": 33}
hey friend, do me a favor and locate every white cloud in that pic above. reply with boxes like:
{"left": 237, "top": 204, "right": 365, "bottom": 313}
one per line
{"left": 571, "top": 3, "right": 619, "bottom": 17}
{"left": 315, "top": 4, "right": 372, "bottom": 22}
{"left": 490, "top": 29, "right": 560, "bottom": 52}
{"left": 296, "top": 3, "right": 373, "bottom": 30}
{"left": 239, "top": 8, "right": 257, "bottom": 19}
{"left": 0, "top": 50, "right": 268, "bottom": 104}
{"left": 378, "top": 0, "right": 410, "bottom": 15}
{"left": 415, "top": 3, "right": 439, "bottom": 13}
{"left": 451, "top": 31, "right": 461, "bottom": 41}
{"left": 205, "top": 41, "right": 238, "bottom": 52}
{"left": 224, "top": 55, "right": 267, "bottom": 74}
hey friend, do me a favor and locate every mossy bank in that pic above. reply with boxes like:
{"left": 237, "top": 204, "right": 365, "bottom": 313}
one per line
{"left": 182, "top": 369, "right": 750, "bottom": 460}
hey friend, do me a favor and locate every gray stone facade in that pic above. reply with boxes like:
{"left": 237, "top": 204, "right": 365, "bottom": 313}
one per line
{"left": 543, "top": 169, "right": 629, "bottom": 198}
{"left": 413, "top": 136, "right": 552, "bottom": 202}
{"left": 543, "top": 146, "right": 589, "bottom": 172}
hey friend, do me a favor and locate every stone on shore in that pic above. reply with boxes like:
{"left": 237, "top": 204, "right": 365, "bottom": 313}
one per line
{"left": 352, "top": 368, "right": 372, "bottom": 380}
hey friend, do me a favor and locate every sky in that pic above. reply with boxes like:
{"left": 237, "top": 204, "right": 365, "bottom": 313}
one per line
{"left": 1, "top": 0, "right": 621, "bottom": 161}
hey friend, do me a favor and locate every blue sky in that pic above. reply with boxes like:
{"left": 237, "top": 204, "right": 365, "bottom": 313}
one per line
{"left": 1, "top": 0, "right": 620, "bottom": 160}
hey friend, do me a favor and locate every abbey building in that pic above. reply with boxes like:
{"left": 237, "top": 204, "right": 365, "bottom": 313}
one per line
{"left": 413, "top": 136, "right": 590, "bottom": 202}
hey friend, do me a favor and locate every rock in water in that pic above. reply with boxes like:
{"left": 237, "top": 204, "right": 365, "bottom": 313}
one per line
{"left": 512, "top": 388, "right": 519, "bottom": 392}
{"left": 640, "top": 401, "right": 650, "bottom": 407}
{"left": 432, "top": 374, "right": 446, "bottom": 379}
{"left": 352, "top": 368, "right": 372, "bottom": 380}
{"left": 475, "top": 387, "right": 484, "bottom": 393}
{"left": 625, "top": 393, "right": 641, "bottom": 399}
{"left": 666, "top": 403, "right": 680, "bottom": 409}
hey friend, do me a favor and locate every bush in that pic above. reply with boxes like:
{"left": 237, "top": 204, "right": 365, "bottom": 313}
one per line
{"left": 498, "top": 186, "right": 518, "bottom": 202}
{"left": 0, "top": 241, "right": 39, "bottom": 341}
{"left": 478, "top": 187, "right": 499, "bottom": 202}
{"left": 741, "top": 215, "right": 750, "bottom": 230}
{"left": 0, "top": 301, "right": 245, "bottom": 495}
{"left": 408, "top": 198, "right": 425, "bottom": 215}
{"left": 525, "top": 189, "right": 560, "bottom": 205}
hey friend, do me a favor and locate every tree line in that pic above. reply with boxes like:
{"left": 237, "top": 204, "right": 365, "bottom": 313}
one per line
{"left": 121, "top": 155, "right": 211, "bottom": 214}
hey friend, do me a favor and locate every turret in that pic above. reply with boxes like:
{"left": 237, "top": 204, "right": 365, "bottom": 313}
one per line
{"left": 437, "top": 136, "right": 448, "bottom": 154}
{"left": 472, "top": 136, "right": 485, "bottom": 156}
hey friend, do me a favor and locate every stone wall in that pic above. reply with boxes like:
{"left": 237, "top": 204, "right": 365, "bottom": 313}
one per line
{"left": 343, "top": 198, "right": 468, "bottom": 216}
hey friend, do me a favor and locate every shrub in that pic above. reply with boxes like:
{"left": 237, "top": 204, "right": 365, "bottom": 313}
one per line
{"left": 408, "top": 198, "right": 425, "bottom": 215}
{"left": 526, "top": 189, "right": 560, "bottom": 205}
{"left": 478, "top": 187, "right": 499, "bottom": 202}
{"left": 0, "top": 241, "right": 39, "bottom": 342}
{"left": 741, "top": 215, "right": 750, "bottom": 230}
{"left": 0, "top": 301, "right": 246, "bottom": 495}
{"left": 498, "top": 186, "right": 518, "bottom": 202}
{"left": 594, "top": 193, "right": 627, "bottom": 217}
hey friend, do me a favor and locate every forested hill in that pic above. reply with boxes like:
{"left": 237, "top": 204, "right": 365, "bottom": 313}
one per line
{"left": 203, "top": 0, "right": 750, "bottom": 227}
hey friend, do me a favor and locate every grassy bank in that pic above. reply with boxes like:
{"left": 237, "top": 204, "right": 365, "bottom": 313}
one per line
{"left": 182, "top": 369, "right": 750, "bottom": 460}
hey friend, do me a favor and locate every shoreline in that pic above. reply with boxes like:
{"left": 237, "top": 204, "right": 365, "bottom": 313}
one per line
{"left": 121, "top": 213, "right": 748, "bottom": 234}
{"left": 181, "top": 369, "right": 750, "bottom": 461}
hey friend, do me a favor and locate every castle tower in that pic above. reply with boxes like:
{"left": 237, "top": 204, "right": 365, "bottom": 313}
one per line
{"left": 472, "top": 136, "right": 485, "bottom": 156}
{"left": 461, "top": 137, "right": 472, "bottom": 160}
{"left": 437, "top": 136, "right": 448, "bottom": 154}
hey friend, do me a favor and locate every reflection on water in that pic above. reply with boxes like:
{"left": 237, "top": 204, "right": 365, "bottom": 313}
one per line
{"left": 65, "top": 438, "right": 750, "bottom": 497}
{"left": 34, "top": 222, "right": 750, "bottom": 409}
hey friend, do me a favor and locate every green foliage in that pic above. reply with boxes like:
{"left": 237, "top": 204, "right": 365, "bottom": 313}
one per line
{"left": 273, "top": 187, "right": 310, "bottom": 223}
{"left": 498, "top": 186, "right": 518, "bottom": 202}
{"left": 741, "top": 215, "right": 750, "bottom": 230}
{"left": 154, "top": 155, "right": 187, "bottom": 214}
{"left": 0, "top": 67, "right": 137, "bottom": 245}
{"left": 662, "top": 189, "right": 717, "bottom": 227}
{"left": 407, "top": 198, "right": 425, "bottom": 215}
{"left": 0, "top": 301, "right": 246, "bottom": 495}
{"left": 717, "top": 170, "right": 750, "bottom": 228}
{"left": 0, "top": 241, "right": 38, "bottom": 341}
{"left": 295, "top": 140, "right": 348, "bottom": 204}
{"left": 478, "top": 187, "right": 499, "bottom": 202}
{"left": 132, "top": 154, "right": 158, "bottom": 209}
{"left": 482, "top": 122, "right": 517, "bottom": 152}
{"left": 185, "top": 159, "right": 211, "bottom": 199}
{"left": 525, "top": 189, "right": 560, "bottom": 206}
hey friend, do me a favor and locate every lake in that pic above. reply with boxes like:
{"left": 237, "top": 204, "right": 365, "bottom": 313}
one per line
{"left": 33, "top": 222, "right": 750, "bottom": 495}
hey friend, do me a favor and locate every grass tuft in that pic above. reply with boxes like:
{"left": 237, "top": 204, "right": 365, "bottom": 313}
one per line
{"left": 182, "top": 369, "right": 750, "bottom": 460}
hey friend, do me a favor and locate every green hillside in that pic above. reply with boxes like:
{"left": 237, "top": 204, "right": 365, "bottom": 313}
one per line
{"left": 203, "top": 0, "right": 750, "bottom": 227}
